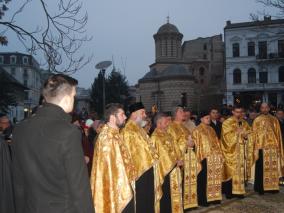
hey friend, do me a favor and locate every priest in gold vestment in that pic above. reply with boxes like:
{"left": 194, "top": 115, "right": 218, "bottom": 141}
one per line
{"left": 221, "top": 105, "right": 253, "bottom": 198}
{"left": 252, "top": 103, "right": 284, "bottom": 194}
{"left": 90, "top": 103, "right": 135, "bottom": 213}
{"left": 192, "top": 111, "right": 223, "bottom": 206}
{"left": 121, "top": 102, "right": 160, "bottom": 213}
{"left": 167, "top": 106, "right": 198, "bottom": 210}
{"left": 151, "top": 112, "right": 183, "bottom": 213}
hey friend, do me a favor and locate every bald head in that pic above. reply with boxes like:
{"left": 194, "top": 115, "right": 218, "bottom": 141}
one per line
{"left": 260, "top": 103, "right": 270, "bottom": 115}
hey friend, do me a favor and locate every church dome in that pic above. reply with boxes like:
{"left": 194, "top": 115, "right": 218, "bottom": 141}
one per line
{"left": 157, "top": 23, "right": 180, "bottom": 34}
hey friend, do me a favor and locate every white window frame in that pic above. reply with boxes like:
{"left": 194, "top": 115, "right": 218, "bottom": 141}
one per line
{"left": 10, "top": 55, "right": 16, "bottom": 64}
{"left": 23, "top": 56, "right": 29, "bottom": 65}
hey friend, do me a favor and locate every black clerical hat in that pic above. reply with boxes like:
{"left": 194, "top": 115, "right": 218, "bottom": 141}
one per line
{"left": 199, "top": 111, "right": 210, "bottom": 118}
{"left": 129, "top": 102, "right": 145, "bottom": 114}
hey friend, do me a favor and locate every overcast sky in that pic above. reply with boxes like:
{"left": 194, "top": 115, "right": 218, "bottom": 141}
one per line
{"left": 1, "top": 0, "right": 279, "bottom": 88}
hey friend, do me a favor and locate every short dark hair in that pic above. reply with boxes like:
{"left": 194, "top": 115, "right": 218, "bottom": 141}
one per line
{"left": 210, "top": 108, "right": 219, "bottom": 113}
{"left": 42, "top": 74, "right": 78, "bottom": 102}
{"left": 153, "top": 112, "right": 167, "bottom": 126}
{"left": 232, "top": 105, "right": 243, "bottom": 111}
{"left": 105, "top": 103, "right": 123, "bottom": 122}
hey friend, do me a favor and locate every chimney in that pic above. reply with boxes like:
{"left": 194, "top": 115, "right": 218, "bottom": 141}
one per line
{"left": 264, "top": 15, "right": 271, "bottom": 21}
{"left": 226, "top": 20, "right": 231, "bottom": 26}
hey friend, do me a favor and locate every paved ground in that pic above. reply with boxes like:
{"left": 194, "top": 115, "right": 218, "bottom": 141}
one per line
{"left": 187, "top": 185, "right": 284, "bottom": 213}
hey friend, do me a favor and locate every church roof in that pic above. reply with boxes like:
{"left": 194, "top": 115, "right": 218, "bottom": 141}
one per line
{"left": 139, "top": 64, "right": 194, "bottom": 83}
{"left": 157, "top": 23, "right": 180, "bottom": 34}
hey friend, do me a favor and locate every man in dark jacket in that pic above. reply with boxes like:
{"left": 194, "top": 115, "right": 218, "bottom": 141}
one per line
{"left": 209, "top": 108, "right": 222, "bottom": 139}
{"left": 12, "top": 74, "right": 94, "bottom": 213}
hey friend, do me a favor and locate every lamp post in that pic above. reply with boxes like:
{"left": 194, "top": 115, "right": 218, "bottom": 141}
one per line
{"left": 95, "top": 61, "right": 112, "bottom": 116}
{"left": 101, "top": 69, "right": 106, "bottom": 115}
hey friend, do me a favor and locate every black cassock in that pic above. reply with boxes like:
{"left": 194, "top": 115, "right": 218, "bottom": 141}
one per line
{"left": 136, "top": 167, "right": 155, "bottom": 213}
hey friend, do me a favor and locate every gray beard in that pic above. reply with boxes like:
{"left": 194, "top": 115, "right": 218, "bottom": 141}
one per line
{"left": 137, "top": 119, "right": 147, "bottom": 128}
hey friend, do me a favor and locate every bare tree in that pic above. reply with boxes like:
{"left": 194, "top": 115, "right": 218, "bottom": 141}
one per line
{"left": 0, "top": 0, "right": 92, "bottom": 74}
{"left": 252, "top": 0, "right": 284, "bottom": 20}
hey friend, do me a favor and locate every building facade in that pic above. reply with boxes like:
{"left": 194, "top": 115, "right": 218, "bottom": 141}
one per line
{"left": 75, "top": 87, "right": 91, "bottom": 113}
{"left": 0, "top": 52, "right": 49, "bottom": 121}
{"left": 138, "top": 20, "right": 224, "bottom": 112}
{"left": 224, "top": 16, "right": 284, "bottom": 108}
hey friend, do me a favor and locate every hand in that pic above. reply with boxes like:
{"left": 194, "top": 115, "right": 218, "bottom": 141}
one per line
{"left": 187, "top": 135, "right": 194, "bottom": 148}
{"left": 84, "top": 156, "right": 90, "bottom": 164}
{"left": 236, "top": 128, "right": 243, "bottom": 134}
{"left": 177, "top": 160, "right": 184, "bottom": 167}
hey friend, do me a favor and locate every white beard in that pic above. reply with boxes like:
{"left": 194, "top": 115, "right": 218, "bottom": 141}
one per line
{"left": 139, "top": 120, "right": 147, "bottom": 128}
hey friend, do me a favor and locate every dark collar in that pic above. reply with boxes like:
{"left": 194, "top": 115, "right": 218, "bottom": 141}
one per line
{"left": 35, "top": 103, "right": 71, "bottom": 122}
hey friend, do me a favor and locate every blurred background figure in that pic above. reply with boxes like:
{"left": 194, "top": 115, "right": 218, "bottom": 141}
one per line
{"left": 72, "top": 114, "right": 94, "bottom": 175}
{"left": 209, "top": 108, "right": 222, "bottom": 139}
{"left": 80, "top": 107, "right": 89, "bottom": 121}
{"left": 0, "top": 115, "right": 13, "bottom": 142}
{"left": 246, "top": 109, "right": 258, "bottom": 126}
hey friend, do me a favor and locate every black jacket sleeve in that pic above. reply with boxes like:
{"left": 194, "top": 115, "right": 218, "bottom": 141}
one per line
{"left": 61, "top": 127, "right": 94, "bottom": 213}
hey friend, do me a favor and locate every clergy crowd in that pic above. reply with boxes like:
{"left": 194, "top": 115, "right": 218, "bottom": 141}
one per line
{"left": 1, "top": 74, "right": 284, "bottom": 213}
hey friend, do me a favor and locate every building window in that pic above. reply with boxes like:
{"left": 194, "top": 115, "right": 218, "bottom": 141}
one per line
{"left": 278, "top": 40, "right": 284, "bottom": 58}
{"left": 258, "top": 41, "right": 267, "bottom": 59}
{"left": 199, "top": 67, "right": 205, "bottom": 76}
{"left": 165, "top": 39, "right": 168, "bottom": 57}
{"left": 10, "top": 55, "right": 16, "bottom": 64}
{"left": 0, "top": 56, "right": 3, "bottom": 64}
{"left": 203, "top": 54, "right": 207, "bottom": 59}
{"left": 259, "top": 71, "right": 268, "bottom": 83}
{"left": 279, "top": 66, "right": 284, "bottom": 82}
{"left": 24, "top": 91, "right": 29, "bottom": 100}
{"left": 23, "top": 56, "right": 29, "bottom": 65}
{"left": 200, "top": 79, "right": 204, "bottom": 84}
{"left": 11, "top": 67, "right": 16, "bottom": 75}
{"left": 247, "top": 68, "right": 256, "bottom": 83}
{"left": 233, "top": 69, "right": 242, "bottom": 84}
{"left": 170, "top": 39, "right": 173, "bottom": 57}
{"left": 24, "top": 79, "right": 28, "bottom": 87}
{"left": 232, "top": 43, "right": 240, "bottom": 57}
{"left": 23, "top": 69, "right": 28, "bottom": 80}
{"left": 203, "top": 43, "right": 207, "bottom": 50}
{"left": 248, "top": 42, "right": 255, "bottom": 56}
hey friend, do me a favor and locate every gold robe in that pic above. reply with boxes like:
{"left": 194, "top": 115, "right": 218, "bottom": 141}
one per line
{"left": 221, "top": 117, "right": 253, "bottom": 195}
{"left": 90, "top": 124, "right": 133, "bottom": 213}
{"left": 252, "top": 114, "right": 284, "bottom": 191}
{"left": 121, "top": 120, "right": 161, "bottom": 212}
{"left": 167, "top": 121, "right": 200, "bottom": 209}
{"left": 192, "top": 123, "right": 223, "bottom": 202}
{"left": 151, "top": 128, "right": 183, "bottom": 213}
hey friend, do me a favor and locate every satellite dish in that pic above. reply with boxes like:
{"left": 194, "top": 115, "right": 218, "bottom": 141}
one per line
{"left": 95, "top": 61, "right": 112, "bottom": 70}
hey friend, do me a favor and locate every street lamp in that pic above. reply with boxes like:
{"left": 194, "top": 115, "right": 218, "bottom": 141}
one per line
{"left": 95, "top": 61, "right": 112, "bottom": 116}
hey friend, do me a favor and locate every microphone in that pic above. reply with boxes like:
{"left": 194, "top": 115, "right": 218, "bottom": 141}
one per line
{"left": 238, "top": 121, "right": 242, "bottom": 127}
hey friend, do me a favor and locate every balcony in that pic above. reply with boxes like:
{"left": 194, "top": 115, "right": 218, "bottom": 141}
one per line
{"left": 256, "top": 53, "right": 284, "bottom": 62}
{"left": 229, "top": 82, "right": 284, "bottom": 91}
